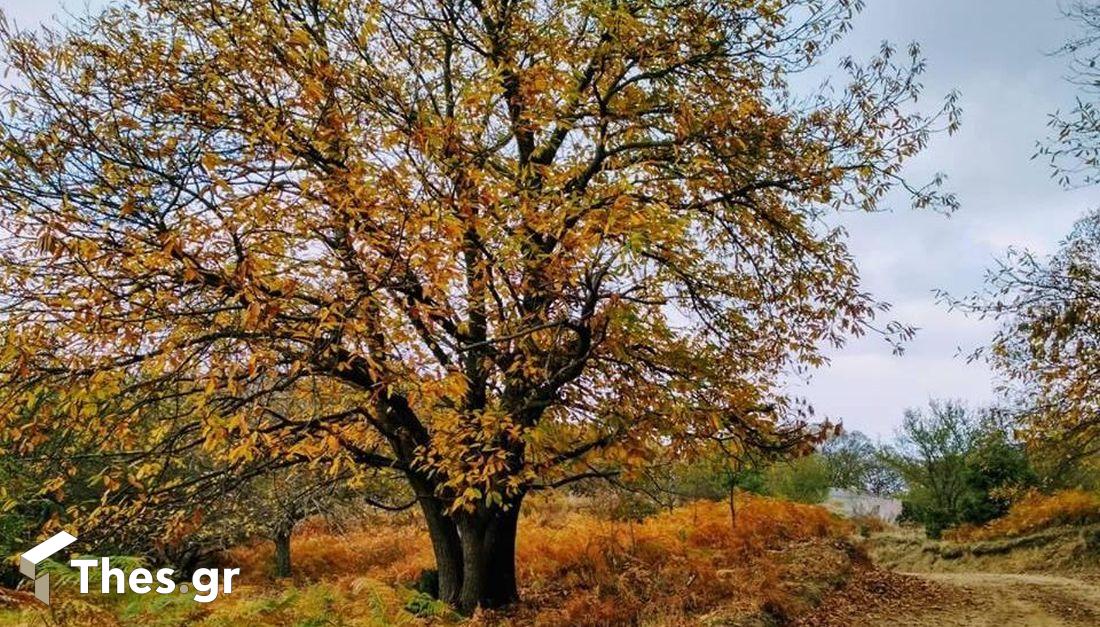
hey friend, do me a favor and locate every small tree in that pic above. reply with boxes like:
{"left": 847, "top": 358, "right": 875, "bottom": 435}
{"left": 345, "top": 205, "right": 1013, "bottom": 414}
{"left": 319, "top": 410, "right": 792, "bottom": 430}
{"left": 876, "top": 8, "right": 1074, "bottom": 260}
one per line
{"left": 239, "top": 469, "right": 350, "bottom": 578}
{"left": 885, "top": 402, "right": 1036, "bottom": 537}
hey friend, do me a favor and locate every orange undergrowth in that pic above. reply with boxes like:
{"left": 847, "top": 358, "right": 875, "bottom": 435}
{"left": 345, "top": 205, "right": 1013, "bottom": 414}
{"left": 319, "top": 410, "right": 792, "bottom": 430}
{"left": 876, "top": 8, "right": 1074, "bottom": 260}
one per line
{"left": 229, "top": 512, "right": 436, "bottom": 584}
{"left": 946, "top": 490, "right": 1100, "bottom": 542}
{"left": 223, "top": 494, "right": 852, "bottom": 625}
{"left": 507, "top": 495, "right": 850, "bottom": 626}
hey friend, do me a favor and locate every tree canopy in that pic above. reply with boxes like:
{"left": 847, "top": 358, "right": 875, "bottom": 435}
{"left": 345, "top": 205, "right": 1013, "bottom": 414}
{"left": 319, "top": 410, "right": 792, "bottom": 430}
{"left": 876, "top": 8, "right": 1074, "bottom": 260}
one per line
{"left": 962, "top": 211, "right": 1100, "bottom": 473}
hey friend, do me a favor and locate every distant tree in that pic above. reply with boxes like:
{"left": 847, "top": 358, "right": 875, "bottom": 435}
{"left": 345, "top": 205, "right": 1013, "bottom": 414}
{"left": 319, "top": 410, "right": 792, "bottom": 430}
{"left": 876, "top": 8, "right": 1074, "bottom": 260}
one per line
{"left": 764, "top": 455, "right": 831, "bottom": 504}
{"left": 884, "top": 402, "right": 975, "bottom": 537}
{"left": 208, "top": 469, "right": 350, "bottom": 578}
{"left": 885, "top": 402, "right": 1037, "bottom": 537}
{"left": 671, "top": 452, "right": 768, "bottom": 503}
{"left": 820, "top": 431, "right": 904, "bottom": 496}
{"left": 651, "top": 446, "right": 772, "bottom": 526}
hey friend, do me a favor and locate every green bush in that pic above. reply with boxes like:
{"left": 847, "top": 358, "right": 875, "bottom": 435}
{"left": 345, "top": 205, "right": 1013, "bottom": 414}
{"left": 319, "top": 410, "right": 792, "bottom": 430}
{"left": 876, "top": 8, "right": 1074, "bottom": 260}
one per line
{"left": 888, "top": 402, "right": 1038, "bottom": 538}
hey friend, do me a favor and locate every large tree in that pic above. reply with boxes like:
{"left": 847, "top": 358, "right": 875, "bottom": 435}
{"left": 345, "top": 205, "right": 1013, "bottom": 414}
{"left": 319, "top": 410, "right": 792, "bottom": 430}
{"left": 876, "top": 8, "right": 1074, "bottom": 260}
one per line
{"left": 0, "top": 0, "right": 956, "bottom": 611}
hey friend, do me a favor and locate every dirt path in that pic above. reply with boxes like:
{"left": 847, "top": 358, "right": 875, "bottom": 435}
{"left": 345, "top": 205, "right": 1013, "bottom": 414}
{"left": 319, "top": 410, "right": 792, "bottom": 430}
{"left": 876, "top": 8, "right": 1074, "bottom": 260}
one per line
{"left": 795, "top": 568, "right": 1100, "bottom": 626}
{"left": 897, "top": 572, "right": 1100, "bottom": 626}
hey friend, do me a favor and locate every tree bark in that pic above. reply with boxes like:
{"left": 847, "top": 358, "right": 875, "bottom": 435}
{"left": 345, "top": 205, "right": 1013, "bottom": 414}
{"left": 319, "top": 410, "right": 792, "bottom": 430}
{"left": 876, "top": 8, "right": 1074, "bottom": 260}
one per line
{"left": 455, "top": 499, "right": 522, "bottom": 614}
{"left": 413, "top": 481, "right": 464, "bottom": 605}
{"left": 273, "top": 525, "right": 293, "bottom": 578}
{"left": 406, "top": 476, "right": 523, "bottom": 613}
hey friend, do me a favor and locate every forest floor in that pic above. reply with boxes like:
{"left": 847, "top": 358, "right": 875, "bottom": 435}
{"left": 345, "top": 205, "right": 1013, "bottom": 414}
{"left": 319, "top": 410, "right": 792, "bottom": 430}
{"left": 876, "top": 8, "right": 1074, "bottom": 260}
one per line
{"left": 4, "top": 502, "right": 1099, "bottom": 625}
{"left": 0, "top": 495, "right": 861, "bottom": 626}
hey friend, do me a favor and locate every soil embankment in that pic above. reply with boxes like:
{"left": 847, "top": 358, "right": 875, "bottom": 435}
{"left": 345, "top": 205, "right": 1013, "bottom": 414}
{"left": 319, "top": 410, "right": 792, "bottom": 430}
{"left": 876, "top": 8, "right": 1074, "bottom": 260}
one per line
{"left": 795, "top": 526, "right": 1100, "bottom": 626}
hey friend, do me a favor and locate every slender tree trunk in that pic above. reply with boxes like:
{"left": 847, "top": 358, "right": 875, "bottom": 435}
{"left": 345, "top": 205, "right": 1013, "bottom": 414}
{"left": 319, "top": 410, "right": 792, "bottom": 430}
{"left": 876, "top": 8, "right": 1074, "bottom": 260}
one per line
{"left": 273, "top": 524, "right": 293, "bottom": 578}
{"left": 729, "top": 485, "right": 737, "bottom": 530}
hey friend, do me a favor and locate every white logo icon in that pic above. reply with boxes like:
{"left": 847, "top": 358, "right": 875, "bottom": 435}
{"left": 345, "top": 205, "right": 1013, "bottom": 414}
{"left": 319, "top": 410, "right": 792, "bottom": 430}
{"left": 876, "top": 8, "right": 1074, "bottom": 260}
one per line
{"left": 20, "top": 531, "right": 78, "bottom": 604}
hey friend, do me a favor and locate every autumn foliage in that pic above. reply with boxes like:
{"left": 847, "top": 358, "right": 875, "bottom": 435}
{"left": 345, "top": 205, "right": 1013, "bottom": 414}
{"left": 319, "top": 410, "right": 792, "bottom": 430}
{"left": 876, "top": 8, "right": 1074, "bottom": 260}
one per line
{"left": 220, "top": 495, "right": 847, "bottom": 625}
{"left": 0, "top": 495, "right": 849, "bottom": 626}
{"left": 0, "top": 0, "right": 957, "bottom": 611}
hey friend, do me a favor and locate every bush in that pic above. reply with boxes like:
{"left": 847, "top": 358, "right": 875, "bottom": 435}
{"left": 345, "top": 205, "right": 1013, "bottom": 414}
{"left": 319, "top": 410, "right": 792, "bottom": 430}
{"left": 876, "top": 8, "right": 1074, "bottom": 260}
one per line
{"left": 946, "top": 490, "right": 1100, "bottom": 542}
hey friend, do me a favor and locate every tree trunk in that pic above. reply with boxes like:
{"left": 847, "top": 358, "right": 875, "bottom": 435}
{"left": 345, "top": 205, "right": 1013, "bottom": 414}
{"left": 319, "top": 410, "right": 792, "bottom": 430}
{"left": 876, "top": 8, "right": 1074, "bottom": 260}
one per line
{"left": 455, "top": 500, "right": 521, "bottom": 614}
{"left": 413, "top": 482, "right": 464, "bottom": 605}
{"left": 408, "top": 476, "right": 523, "bottom": 613}
{"left": 729, "top": 485, "right": 737, "bottom": 530}
{"left": 273, "top": 525, "right": 293, "bottom": 578}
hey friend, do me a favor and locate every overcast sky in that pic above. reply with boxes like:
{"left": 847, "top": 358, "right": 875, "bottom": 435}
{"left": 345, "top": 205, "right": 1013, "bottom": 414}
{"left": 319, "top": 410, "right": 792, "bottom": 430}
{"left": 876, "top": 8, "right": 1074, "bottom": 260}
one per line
{"left": 4, "top": 1, "right": 1098, "bottom": 437}
{"left": 789, "top": 0, "right": 1098, "bottom": 437}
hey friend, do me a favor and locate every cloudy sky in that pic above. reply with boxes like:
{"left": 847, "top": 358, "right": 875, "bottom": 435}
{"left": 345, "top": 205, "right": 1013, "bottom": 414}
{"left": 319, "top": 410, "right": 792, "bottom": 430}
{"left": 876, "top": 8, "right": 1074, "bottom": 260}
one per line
{"left": 3, "top": 1, "right": 1097, "bottom": 437}
{"left": 789, "top": 0, "right": 1098, "bottom": 437}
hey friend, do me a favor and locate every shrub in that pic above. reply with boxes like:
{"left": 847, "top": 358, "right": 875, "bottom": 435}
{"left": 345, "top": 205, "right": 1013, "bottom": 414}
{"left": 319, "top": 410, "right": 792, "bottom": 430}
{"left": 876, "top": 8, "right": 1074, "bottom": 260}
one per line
{"left": 945, "top": 490, "right": 1100, "bottom": 542}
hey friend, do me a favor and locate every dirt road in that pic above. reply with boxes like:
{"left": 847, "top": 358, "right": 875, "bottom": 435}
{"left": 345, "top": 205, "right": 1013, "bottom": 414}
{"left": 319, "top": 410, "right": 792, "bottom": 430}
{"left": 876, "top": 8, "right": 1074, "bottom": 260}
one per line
{"left": 796, "top": 568, "right": 1100, "bottom": 626}
{"left": 897, "top": 572, "right": 1100, "bottom": 626}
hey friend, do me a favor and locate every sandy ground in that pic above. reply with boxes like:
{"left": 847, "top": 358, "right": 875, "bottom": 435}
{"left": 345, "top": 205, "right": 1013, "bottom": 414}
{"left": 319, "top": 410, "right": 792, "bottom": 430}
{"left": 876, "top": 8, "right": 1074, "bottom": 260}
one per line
{"left": 894, "top": 571, "right": 1100, "bottom": 627}
{"left": 798, "top": 568, "right": 1100, "bottom": 626}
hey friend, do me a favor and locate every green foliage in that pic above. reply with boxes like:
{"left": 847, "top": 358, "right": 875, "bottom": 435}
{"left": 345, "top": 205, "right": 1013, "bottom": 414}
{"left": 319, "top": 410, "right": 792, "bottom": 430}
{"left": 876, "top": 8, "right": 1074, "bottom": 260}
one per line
{"left": 403, "top": 591, "right": 450, "bottom": 618}
{"left": 731, "top": 468, "right": 769, "bottom": 496}
{"left": 668, "top": 455, "right": 767, "bottom": 502}
{"left": 820, "top": 431, "right": 904, "bottom": 496}
{"left": 886, "top": 402, "right": 1037, "bottom": 538}
{"left": 610, "top": 491, "right": 662, "bottom": 522}
{"left": 764, "top": 455, "right": 831, "bottom": 504}
{"left": 960, "top": 428, "right": 1038, "bottom": 523}
{"left": 673, "top": 457, "right": 735, "bottom": 502}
